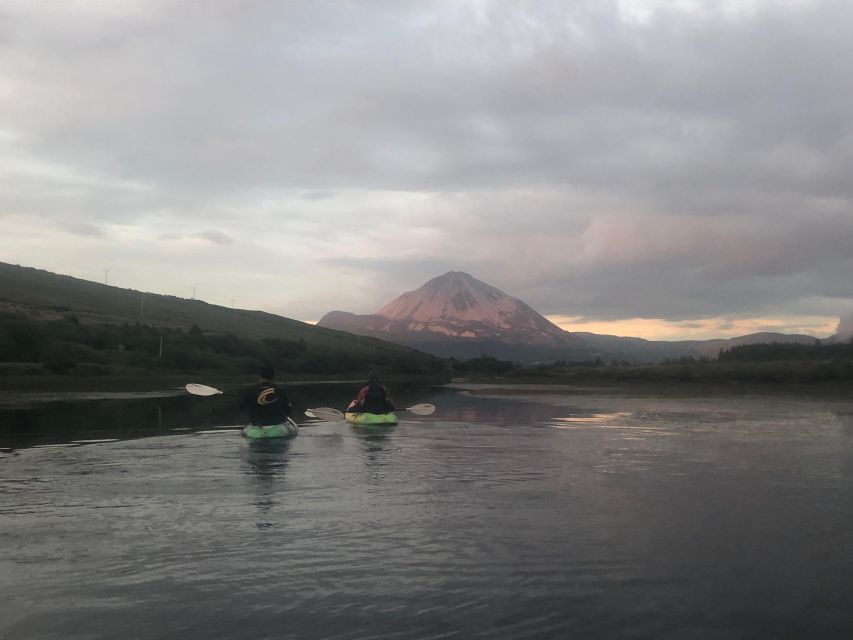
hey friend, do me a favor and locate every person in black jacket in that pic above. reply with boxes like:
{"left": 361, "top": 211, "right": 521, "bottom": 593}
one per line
{"left": 239, "top": 365, "right": 292, "bottom": 426}
{"left": 348, "top": 370, "right": 395, "bottom": 414}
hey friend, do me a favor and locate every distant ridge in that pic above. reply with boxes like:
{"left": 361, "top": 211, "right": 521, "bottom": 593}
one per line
{"left": 575, "top": 331, "right": 821, "bottom": 362}
{"left": 319, "top": 271, "right": 820, "bottom": 363}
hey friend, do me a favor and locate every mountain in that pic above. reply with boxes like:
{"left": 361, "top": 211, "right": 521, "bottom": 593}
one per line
{"left": 0, "top": 262, "right": 443, "bottom": 376}
{"left": 376, "top": 271, "right": 569, "bottom": 341}
{"left": 319, "top": 271, "right": 821, "bottom": 363}
{"left": 319, "top": 271, "right": 592, "bottom": 362}
{"left": 576, "top": 331, "right": 819, "bottom": 362}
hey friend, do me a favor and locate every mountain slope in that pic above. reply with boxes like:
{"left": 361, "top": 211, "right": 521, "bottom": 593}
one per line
{"left": 319, "top": 270, "right": 821, "bottom": 363}
{"left": 0, "top": 262, "right": 440, "bottom": 370}
{"left": 376, "top": 271, "right": 571, "bottom": 343}
{"left": 318, "top": 271, "right": 591, "bottom": 362}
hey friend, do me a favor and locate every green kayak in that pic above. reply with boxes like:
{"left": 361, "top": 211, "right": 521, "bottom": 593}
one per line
{"left": 242, "top": 418, "right": 299, "bottom": 439}
{"left": 345, "top": 411, "right": 399, "bottom": 426}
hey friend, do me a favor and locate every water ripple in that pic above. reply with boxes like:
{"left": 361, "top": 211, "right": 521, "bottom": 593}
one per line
{"left": 3, "top": 393, "right": 853, "bottom": 639}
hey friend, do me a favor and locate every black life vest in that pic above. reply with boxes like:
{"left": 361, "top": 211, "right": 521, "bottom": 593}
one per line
{"left": 361, "top": 383, "right": 391, "bottom": 414}
{"left": 244, "top": 382, "right": 291, "bottom": 426}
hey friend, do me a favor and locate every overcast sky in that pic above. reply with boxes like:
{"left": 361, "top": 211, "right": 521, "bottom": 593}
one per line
{"left": 2, "top": 0, "right": 852, "bottom": 340}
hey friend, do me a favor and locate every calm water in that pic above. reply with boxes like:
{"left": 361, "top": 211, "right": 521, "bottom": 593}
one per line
{"left": 2, "top": 384, "right": 853, "bottom": 639}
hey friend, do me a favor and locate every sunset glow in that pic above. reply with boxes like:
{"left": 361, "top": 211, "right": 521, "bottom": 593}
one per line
{"left": 1, "top": 1, "right": 852, "bottom": 338}
{"left": 547, "top": 315, "right": 838, "bottom": 342}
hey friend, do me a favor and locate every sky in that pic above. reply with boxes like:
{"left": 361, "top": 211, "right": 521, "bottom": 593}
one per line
{"left": 1, "top": 0, "right": 852, "bottom": 341}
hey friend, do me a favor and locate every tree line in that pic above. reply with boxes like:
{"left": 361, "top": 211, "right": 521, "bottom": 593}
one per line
{"left": 0, "top": 313, "right": 445, "bottom": 378}
{"left": 719, "top": 339, "right": 853, "bottom": 362}
{"left": 451, "top": 340, "right": 853, "bottom": 383}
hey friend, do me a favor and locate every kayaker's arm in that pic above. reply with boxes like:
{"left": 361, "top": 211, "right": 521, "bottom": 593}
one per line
{"left": 349, "top": 385, "right": 369, "bottom": 412}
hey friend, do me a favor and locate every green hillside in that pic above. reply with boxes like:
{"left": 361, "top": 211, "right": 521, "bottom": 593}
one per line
{"left": 0, "top": 262, "right": 446, "bottom": 383}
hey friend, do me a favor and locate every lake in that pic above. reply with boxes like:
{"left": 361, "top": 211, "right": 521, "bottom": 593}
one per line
{"left": 2, "top": 383, "right": 853, "bottom": 639}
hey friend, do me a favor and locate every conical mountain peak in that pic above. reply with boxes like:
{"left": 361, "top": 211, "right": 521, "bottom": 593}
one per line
{"left": 379, "top": 271, "right": 504, "bottom": 319}
{"left": 374, "top": 272, "right": 567, "bottom": 340}
{"left": 317, "top": 271, "right": 590, "bottom": 360}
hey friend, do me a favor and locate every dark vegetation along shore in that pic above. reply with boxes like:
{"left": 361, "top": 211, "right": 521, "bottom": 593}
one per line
{"left": 442, "top": 341, "right": 853, "bottom": 392}
{"left": 0, "top": 263, "right": 447, "bottom": 390}
{"left": 485, "top": 340, "right": 853, "bottom": 386}
{"left": 3, "top": 262, "right": 852, "bottom": 392}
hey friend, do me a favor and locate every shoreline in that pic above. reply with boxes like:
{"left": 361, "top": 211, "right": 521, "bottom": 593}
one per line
{"left": 0, "top": 372, "right": 447, "bottom": 400}
{"left": 2, "top": 370, "right": 850, "bottom": 401}
{"left": 445, "top": 378, "right": 853, "bottom": 399}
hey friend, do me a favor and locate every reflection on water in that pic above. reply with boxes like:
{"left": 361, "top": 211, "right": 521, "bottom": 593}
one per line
{"left": 244, "top": 440, "right": 291, "bottom": 527}
{"left": 244, "top": 439, "right": 292, "bottom": 477}
{"left": 357, "top": 431, "right": 400, "bottom": 486}
{"left": 549, "top": 411, "right": 634, "bottom": 428}
{"left": 0, "top": 380, "right": 437, "bottom": 451}
{"left": 2, "top": 385, "right": 853, "bottom": 639}
{"left": 838, "top": 411, "right": 853, "bottom": 436}
{"left": 0, "top": 393, "right": 232, "bottom": 451}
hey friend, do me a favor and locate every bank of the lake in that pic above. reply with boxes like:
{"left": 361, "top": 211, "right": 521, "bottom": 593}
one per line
{"left": 447, "top": 376, "right": 853, "bottom": 398}
{"left": 0, "top": 371, "right": 448, "bottom": 395}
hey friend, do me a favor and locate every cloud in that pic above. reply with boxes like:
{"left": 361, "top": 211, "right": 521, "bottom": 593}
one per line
{"left": 59, "top": 221, "right": 107, "bottom": 238}
{"left": 1, "top": 1, "right": 852, "bottom": 335}
{"left": 835, "top": 312, "right": 853, "bottom": 340}
{"left": 155, "top": 230, "right": 235, "bottom": 255}
{"left": 5, "top": 1, "right": 850, "bottom": 195}
{"left": 548, "top": 313, "right": 839, "bottom": 341}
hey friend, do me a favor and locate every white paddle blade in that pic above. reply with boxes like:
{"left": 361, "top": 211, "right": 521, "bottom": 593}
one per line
{"left": 306, "top": 407, "right": 345, "bottom": 421}
{"left": 186, "top": 383, "right": 223, "bottom": 396}
{"left": 405, "top": 403, "right": 435, "bottom": 415}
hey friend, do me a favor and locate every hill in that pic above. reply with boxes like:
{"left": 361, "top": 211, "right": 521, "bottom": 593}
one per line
{"left": 319, "top": 271, "right": 819, "bottom": 363}
{"left": 319, "top": 271, "right": 593, "bottom": 362}
{"left": 575, "top": 330, "right": 819, "bottom": 362}
{"left": 0, "top": 262, "right": 445, "bottom": 379}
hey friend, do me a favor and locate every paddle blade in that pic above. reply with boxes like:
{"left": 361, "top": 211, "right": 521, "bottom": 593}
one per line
{"left": 405, "top": 403, "right": 435, "bottom": 415}
{"left": 306, "top": 407, "right": 345, "bottom": 421}
{"left": 186, "top": 383, "right": 223, "bottom": 396}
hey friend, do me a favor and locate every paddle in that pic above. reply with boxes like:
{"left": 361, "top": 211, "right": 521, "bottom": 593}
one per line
{"left": 304, "top": 403, "right": 436, "bottom": 421}
{"left": 187, "top": 384, "right": 436, "bottom": 419}
{"left": 401, "top": 404, "right": 436, "bottom": 415}
{"left": 304, "top": 407, "right": 345, "bottom": 421}
{"left": 188, "top": 383, "right": 301, "bottom": 437}
{"left": 186, "top": 383, "right": 223, "bottom": 396}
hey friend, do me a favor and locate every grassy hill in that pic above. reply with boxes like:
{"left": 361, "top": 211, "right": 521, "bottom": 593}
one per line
{"left": 0, "top": 262, "right": 446, "bottom": 385}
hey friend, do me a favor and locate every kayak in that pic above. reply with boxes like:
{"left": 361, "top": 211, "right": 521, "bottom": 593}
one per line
{"left": 345, "top": 411, "right": 399, "bottom": 426}
{"left": 242, "top": 418, "right": 299, "bottom": 439}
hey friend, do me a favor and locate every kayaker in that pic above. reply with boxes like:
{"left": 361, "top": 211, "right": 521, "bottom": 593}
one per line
{"left": 239, "top": 365, "right": 292, "bottom": 426}
{"left": 348, "top": 370, "right": 395, "bottom": 414}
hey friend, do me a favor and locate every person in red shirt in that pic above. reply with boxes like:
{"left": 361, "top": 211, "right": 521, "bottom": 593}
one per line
{"left": 348, "top": 370, "right": 395, "bottom": 414}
